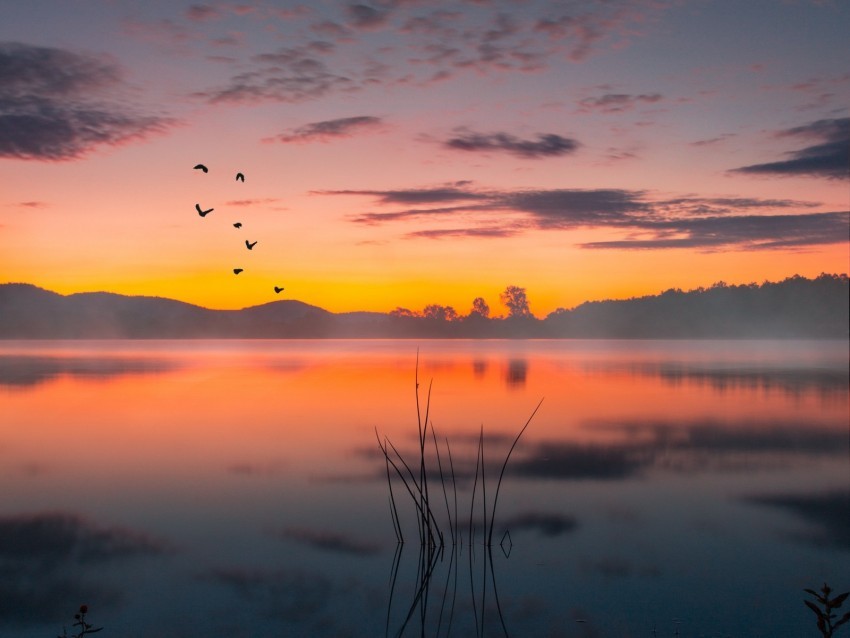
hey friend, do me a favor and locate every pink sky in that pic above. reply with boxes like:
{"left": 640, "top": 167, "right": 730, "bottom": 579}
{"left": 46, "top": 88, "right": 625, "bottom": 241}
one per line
{"left": 1, "top": 0, "right": 848, "bottom": 315}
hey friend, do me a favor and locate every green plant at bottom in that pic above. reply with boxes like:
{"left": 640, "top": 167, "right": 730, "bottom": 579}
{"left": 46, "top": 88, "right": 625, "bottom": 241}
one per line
{"left": 805, "top": 583, "right": 850, "bottom": 637}
{"left": 58, "top": 604, "right": 103, "bottom": 637}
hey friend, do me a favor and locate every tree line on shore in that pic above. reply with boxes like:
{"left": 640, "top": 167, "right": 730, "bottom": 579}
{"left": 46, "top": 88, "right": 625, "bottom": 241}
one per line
{"left": 0, "top": 273, "right": 846, "bottom": 338}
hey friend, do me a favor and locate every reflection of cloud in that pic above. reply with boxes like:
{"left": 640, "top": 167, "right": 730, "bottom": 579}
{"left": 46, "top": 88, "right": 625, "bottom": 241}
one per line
{"left": 587, "top": 361, "right": 849, "bottom": 399}
{"left": 226, "top": 461, "right": 286, "bottom": 477}
{"left": 511, "top": 419, "right": 847, "bottom": 481}
{"left": 745, "top": 490, "right": 850, "bottom": 550}
{"left": 0, "top": 355, "right": 178, "bottom": 388}
{"left": 590, "top": 419, "right": 847, "bottom": 455}
{"left": 274, "top": 527, "right": 381, "bottom": 555}
{"left": 579, "top": 556, "right": 661, "bottom": 580}
{"left": 0, "top": 512, "right": 168, "bottom": 564}
{"left": 207, "top": 567, "right": 333, "bottom": 622}
{"left": 0, "top": 512, "right": 168, "bottom": 625}
{"left": 0, "top": 42, "right": 174, "bottom": 160}
{"left": 500, "top": 512, "right": 578, "bottom": 537}
{"left": 513, "top": 443, "right": 646, "bottom": 480}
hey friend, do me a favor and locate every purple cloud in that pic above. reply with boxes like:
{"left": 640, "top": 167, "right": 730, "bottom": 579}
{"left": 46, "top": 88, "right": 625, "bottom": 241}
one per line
{"left": 578, "top": 93, "right": 663, "bottom": 113}
{"left": 730, "top": 117, "right": 849, "bottom": 180}
{"left": 0, "top": 42, "right": 174, "bottom": 160}
{"left": 267, "top": 115, "right": 383, "bottom": 143}
{"left": 443, "top": 129, "right": 580, "bottom": 159}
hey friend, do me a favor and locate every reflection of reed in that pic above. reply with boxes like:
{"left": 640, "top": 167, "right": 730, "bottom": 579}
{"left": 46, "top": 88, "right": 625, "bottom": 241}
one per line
{"left": 386, "top": 536, "right": 514, "bottom": 637}
{"left": 376, "top": 356, "right": 542, "bottom": 636}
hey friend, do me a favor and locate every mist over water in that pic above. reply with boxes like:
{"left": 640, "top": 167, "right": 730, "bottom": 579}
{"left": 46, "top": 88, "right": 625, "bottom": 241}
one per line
{"left": 1, "top": 339, "right": 847, "bottom": 637}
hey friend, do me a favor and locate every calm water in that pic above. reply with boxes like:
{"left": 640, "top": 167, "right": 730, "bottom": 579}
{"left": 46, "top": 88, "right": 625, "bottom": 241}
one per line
{"left": 1, "top": 339, "right": 848, "bottom": 638}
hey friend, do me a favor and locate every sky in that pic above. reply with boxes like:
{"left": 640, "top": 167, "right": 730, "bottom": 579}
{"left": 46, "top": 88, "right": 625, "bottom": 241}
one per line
{"left": 0, "top": 0, "right": 848, "bottom": 316}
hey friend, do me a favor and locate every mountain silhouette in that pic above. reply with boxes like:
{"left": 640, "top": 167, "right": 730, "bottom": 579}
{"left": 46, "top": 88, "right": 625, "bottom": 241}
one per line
{"left": 0, "top": 275, "right": 846, "bottom": 339}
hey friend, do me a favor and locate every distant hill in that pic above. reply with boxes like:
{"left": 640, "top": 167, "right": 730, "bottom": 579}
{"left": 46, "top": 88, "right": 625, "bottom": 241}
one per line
{"left": 0, "top": 274, "right": 847, "bottom": 339}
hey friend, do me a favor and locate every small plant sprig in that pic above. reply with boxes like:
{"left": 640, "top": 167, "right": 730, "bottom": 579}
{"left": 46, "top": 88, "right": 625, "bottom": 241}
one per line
{"left": 805, "top": 583, "right": 850, "bottom": 637}
{"left": 58, "top": 604, "right": 103, "bottom": 638}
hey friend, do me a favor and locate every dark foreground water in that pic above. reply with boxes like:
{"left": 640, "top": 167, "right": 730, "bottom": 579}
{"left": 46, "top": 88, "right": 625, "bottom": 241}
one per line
{"left": 1, "top": 339, "right": 848, "bottom": 637}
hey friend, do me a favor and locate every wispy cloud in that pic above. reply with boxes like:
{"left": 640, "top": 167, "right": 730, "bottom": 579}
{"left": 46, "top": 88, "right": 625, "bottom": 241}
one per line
{"left": 193, "top": 42, "right": 352, "bottom": 104}
{"left": 577, "top": 92, "right": 663, "bottom": 113}
{"left": 186, "top": 4, "right": 221, "bottom": 22}
{"left": 0, "top": 42, "right": 174, "bottom": 160}
{"left": 224, "top": 198, "right": 281, "bottom": 207}
{"left": 193, "top": 2, "right": 674, "bottom": 104}
{"left": 323, "top": 184, "right": 846, "bottom": 250}
{"left": 14, "top": 200, "right": 48, "bottom": 208}
{"left": 730, "top": 117, "right": 849, "bottom": 180}
{"left": 405, "top": 226, "right": 521, "bottom": 239}
{"left": 266, "top": 115, "right": 383, "bottom": 143}
{"left": 579, "top": 211, "right": 850, "bottom": 250}
{"left": 442, "top": 129, "right": 580, "bottom": 159}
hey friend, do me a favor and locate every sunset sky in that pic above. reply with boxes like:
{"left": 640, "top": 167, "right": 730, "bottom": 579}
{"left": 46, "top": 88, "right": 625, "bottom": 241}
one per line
{"left": 1, "top": 0, "right": 848, "bottom": 315}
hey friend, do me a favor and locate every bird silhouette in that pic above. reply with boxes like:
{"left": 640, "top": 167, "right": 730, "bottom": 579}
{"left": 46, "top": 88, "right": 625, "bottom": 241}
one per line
{"left": 233, "top": 268, "right": 243, "bottom": 275}
{"left": 245, "top": 240, "right": 257, "bottom": 250}
{"left": 236, "top": 172, "right": 245, "bottom": 182}
{"left": 274, "top": 286, "right": 284, "bottom": 294}
{"left": 196, "top": 204, "right": 213, "bottom": 217}
{"left": 233, "top": 222, "right": 242, "bottom": 228}
{"left": 193, "top": 164, "right": 208, "bottom": 173}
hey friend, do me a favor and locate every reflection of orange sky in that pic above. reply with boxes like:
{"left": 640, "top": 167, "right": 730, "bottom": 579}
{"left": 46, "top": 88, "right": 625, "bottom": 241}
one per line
{"left": 2, "top": 343, "right": 846, "bottom": 501}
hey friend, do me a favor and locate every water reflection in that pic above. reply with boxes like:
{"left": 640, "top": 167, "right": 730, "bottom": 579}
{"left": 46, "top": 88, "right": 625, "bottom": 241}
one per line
{"left": 0, "top": 339, "right": 847, "bottom": 637}
{"left": 0, "top": 512, "right": 168, "bottom": 626}
{"left": 505, "top": 359, "right": 527, "bottom": 388}
{"left": 472, "top": 359, "right": 487, "bottom": 378}
{"left": 0, "top": 355, "right": 179, "bottom": 388}
{"left": 745, "top": 490, "right": 850, "bottom": 550}
{"left": 631, "top": 362, "right": 848, "bottom": 398}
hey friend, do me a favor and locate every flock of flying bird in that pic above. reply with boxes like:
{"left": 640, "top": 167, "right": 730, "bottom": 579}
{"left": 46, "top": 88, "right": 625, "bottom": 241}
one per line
{"left": 193, "top": 163, "right": 284, "bottom": 295}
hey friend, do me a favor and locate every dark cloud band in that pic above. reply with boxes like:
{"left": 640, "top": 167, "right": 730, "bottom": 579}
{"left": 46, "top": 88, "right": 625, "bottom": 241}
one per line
{"left": 730, "top": 117, "right": 849, "bottom": 180}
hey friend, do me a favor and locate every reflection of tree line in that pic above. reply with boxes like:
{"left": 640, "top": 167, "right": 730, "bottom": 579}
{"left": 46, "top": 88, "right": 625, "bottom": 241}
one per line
{"left": 0, "top": 355, "right": 178, "bottom": 387}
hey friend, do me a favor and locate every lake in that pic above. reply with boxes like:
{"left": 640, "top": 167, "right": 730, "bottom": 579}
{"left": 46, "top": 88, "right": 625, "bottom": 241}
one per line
{"left": 1, "top": 339, "right": 848, "bottom": 637}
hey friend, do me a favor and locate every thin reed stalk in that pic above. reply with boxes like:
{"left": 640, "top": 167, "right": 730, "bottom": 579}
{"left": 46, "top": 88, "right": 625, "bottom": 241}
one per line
{"left": 487, "top": 398, "right": 543, "bottom": 547}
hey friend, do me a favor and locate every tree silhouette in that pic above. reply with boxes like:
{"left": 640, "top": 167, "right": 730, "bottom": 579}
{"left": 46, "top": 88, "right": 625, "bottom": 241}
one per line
{"left": 423, "top": 304, "right": 458, "bottom": 321}
{"left": 470, "top": 297, "right": 490, "bottom": 318}
{"left": 389, "top": 307, "right": 418, "bottom": 318}
{"left": 500, "top": 285, "right": 532, "bottom": 318}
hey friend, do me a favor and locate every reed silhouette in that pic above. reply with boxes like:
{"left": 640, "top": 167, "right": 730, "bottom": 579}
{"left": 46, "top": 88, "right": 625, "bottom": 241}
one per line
{"left": 376, "top": 355, "right": 542, "bottom": 636}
